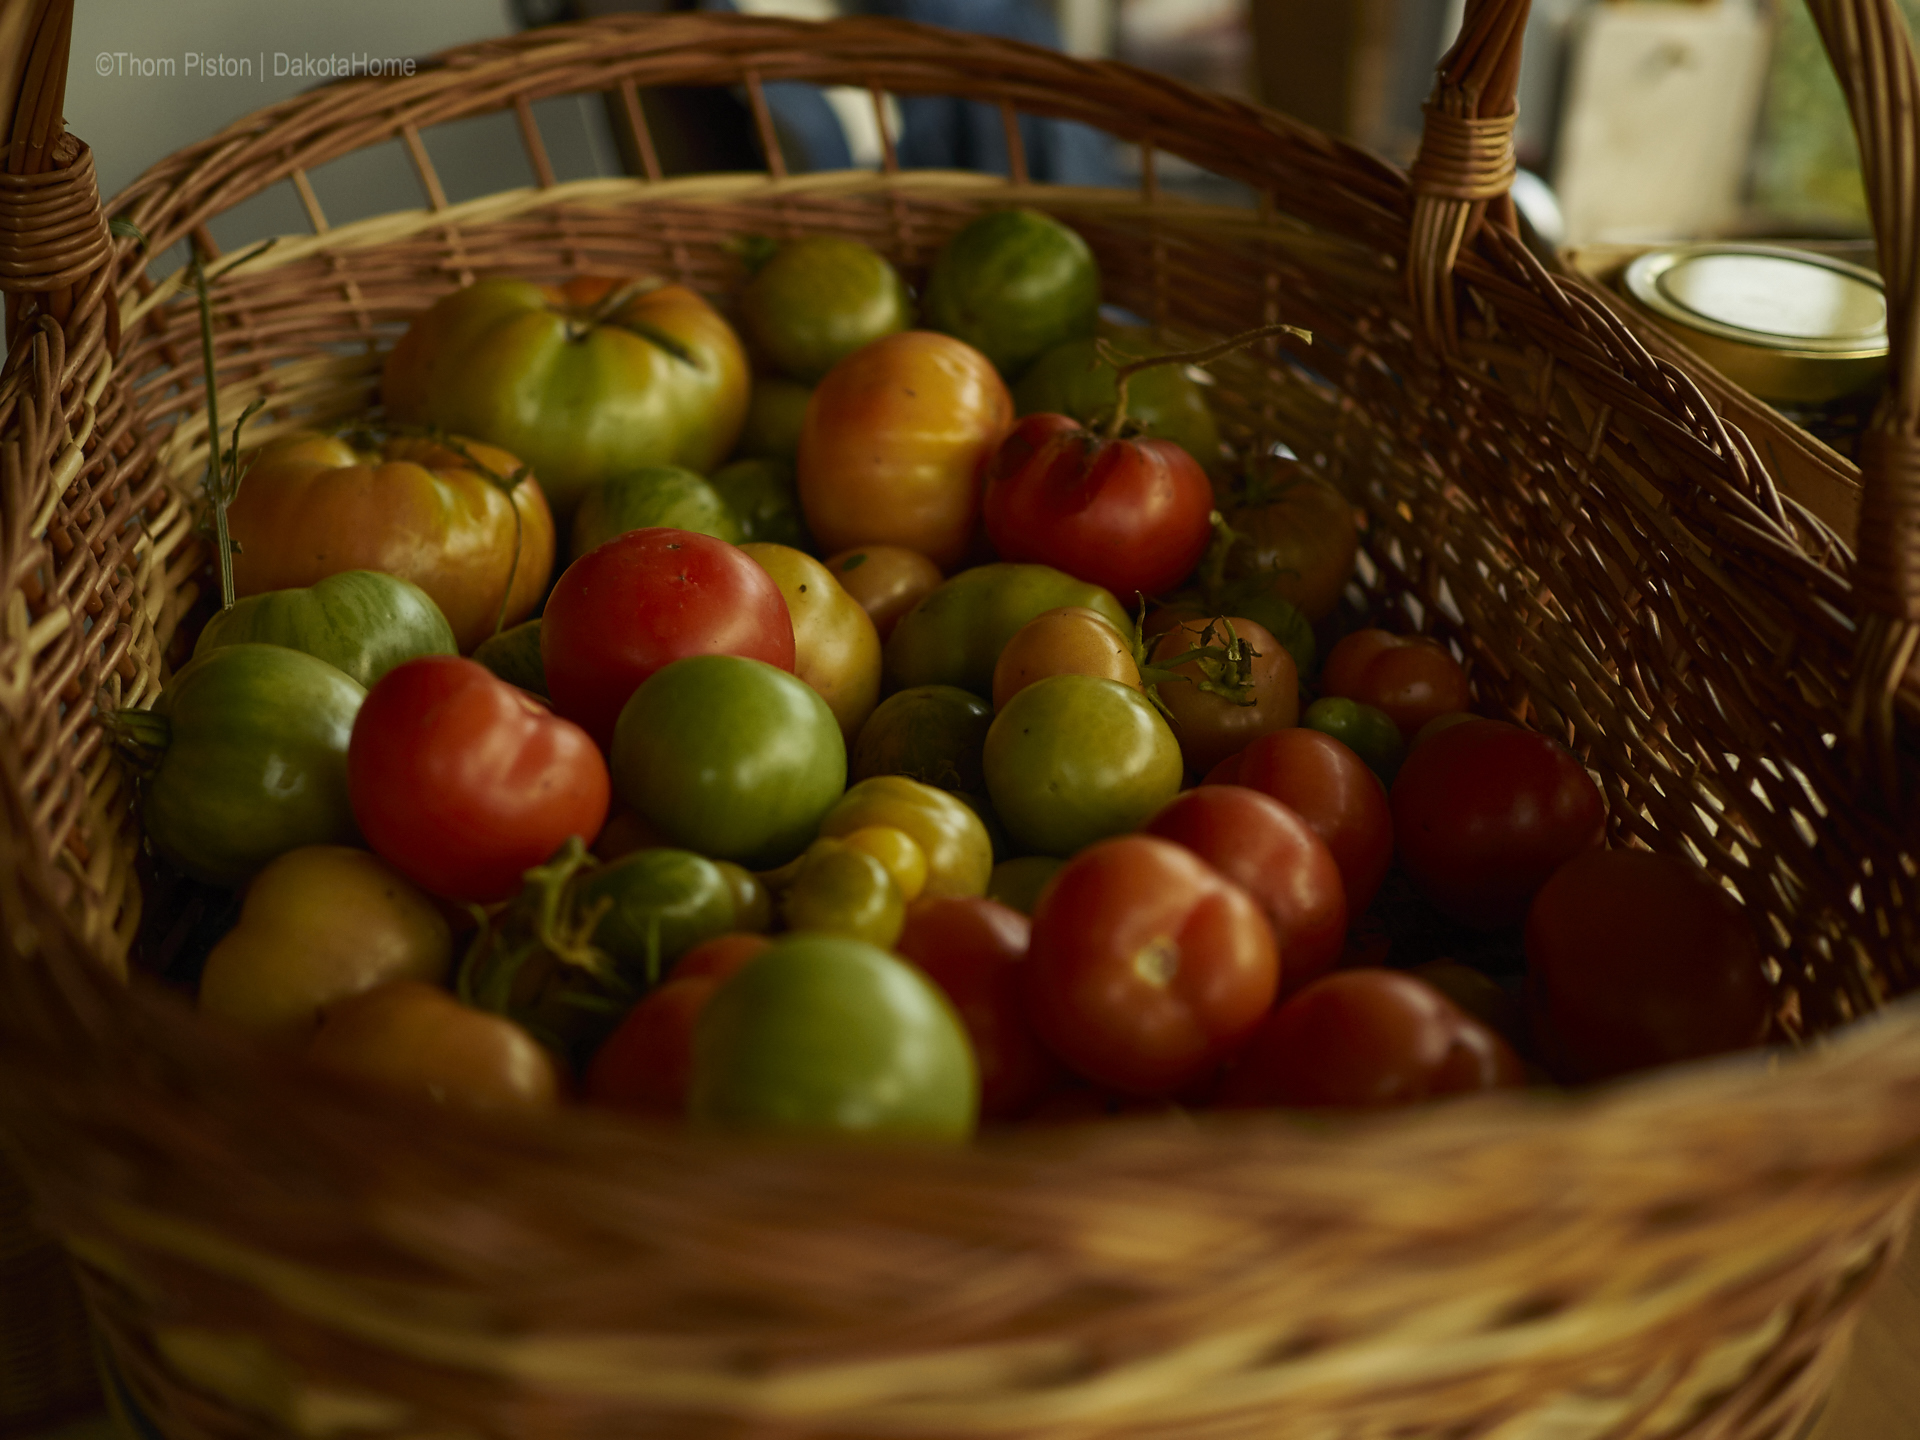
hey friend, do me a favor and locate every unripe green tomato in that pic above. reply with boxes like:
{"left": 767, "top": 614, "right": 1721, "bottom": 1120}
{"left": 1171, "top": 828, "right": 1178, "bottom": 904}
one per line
{"left": 193, "top": 570, "right": 455, "bottom": 690}
{"left": 735, "top": 378, "right": 813, "bottom": 464}
{"left": 1303, "top": 695, "right": 1405, "bottom": 786}
{"left": 470, "top": 618, "right": 546, "bottom": 697}
{"left": 781, "top": 840, "right": 906, "bottom": 949}
{"left": 884, "top": 563, "right": 1131, "bottom": 697}
{"left": 690, "top": 934, "right": 978, "bottom": 1140}
{"left": 983, "top": 674, "right": 1183, "bottom": 857}
{"left": 924, "top": 208, "right": 1101, "bottom": 377}
{"left": 576, "top": 847, "right": 738, "bottom": 983}
{"left": 850, "top": 684, "right": 994, "bottom": 795}
{"left": 709, "top": 457, "right": 810, "bottom": 549}
{"left": 740, "top": 236, "right": 914, "bottom": 383}
{"left": 570, "top": 465, "right": 741, "bottom": 561}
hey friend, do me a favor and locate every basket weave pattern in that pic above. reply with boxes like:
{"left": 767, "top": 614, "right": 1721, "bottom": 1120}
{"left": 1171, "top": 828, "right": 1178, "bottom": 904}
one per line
{"left": 2, "top": 9, "right": 1919, "bottom": 1439}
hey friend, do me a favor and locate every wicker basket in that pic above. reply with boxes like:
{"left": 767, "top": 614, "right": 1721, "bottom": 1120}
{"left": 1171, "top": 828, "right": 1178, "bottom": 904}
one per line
{"left": 6, "top": 2, "right": 1920, "bottom": 1436}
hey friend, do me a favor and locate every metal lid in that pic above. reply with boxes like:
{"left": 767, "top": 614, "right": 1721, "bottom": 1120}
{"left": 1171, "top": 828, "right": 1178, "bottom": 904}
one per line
{"left": 1620, "top": 244, "right": 1888, "bottom": 404}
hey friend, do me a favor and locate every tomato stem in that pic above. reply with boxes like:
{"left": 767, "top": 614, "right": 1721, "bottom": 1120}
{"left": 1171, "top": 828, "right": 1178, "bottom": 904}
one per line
{"left": 186, "top": 243, "right": 272, "bottom": 610}
{"left": 1100, "top": 320, "right": 1311, "bottom": 443}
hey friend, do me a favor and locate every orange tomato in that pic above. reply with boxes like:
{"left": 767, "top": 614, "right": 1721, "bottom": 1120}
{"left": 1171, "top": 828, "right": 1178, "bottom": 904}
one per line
{"left": 826, "top": 545, "right": 944, "bottom": 641}
{"left": 740, "top": 542, "right": 882, "bottom": 744}
{"left": 307, "top": 981, "right": 559, "bottom": 1112}
{"left": 991, "top": 606, "right": 1141, "bottom": 710}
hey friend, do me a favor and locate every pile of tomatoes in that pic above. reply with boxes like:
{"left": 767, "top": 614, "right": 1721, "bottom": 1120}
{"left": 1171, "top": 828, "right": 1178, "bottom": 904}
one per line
{"left": 142, "top": 208, "right": 1774, "bottom": 1141}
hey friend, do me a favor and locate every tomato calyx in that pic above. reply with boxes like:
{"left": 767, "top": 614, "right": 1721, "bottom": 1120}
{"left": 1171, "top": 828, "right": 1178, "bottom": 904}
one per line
{"left": 106, "top": 707, "right": 172, "bottom": 774}
{"left": 1132, "top": 603, "right": 1261, "bottom": 711}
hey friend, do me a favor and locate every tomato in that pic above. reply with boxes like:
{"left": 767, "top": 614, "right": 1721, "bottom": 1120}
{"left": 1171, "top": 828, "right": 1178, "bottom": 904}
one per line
{"left": 709, "top": 458, "right": 811, "bottom": 549}
{"left": 983, "top": 413, "right": 1214, "bottom": 601}
{"left": 577, "top": 847, "right": 738, "bottom": 978}
{"left": 884, "top": 562, "right": 1130, "bottom": 696}
{"left": 741, "top": 542, "right": 881, "bottom": 744}
{"left": 124, "top": 644, "right": 365, "bottom": 887}
{"left": 677, "top": 931, "right": 775, "bottom": 981}
{"left": 199, "top": 846, "right": 451, "bottom": 1042}
{"left": 895, "top": 895, "right": 1058, "bottom": 1119}
{"left": 1391, "top": 718, "right": 1606, "bottom": 929}
{"left": 570, "top": 465, "right": 741, "bottom": 561}
{"left": 1206, "top": 728, "right": 1392, "bottom": 912}
{"left": 740, "top": 235, "right": 914, "bottom": 382}
{"left": 382, "top": 275, "right": 750, "bottom": 516}
{"left": 348, "top": 656, "right": 610, "bottom": 904}
{"left": 1024, "top": 835, "right": 1276, "bottom": 1096}
{"left": 984, "top": 674, "right": 1184, "bottom": 857}
{"left": 797, "top": 331, "right": 1013, "bottom": 570}
{"left": 1214, "top": 970, "right": 1523, "bottom": 1109}
{"left": 1301, "top": 696, "right": 1403, "bottom": 786}
{"left": 924, "top": 208, "right": 1100, "bottom": 376}
{"left": 689, "top": 934, "right": 978, "bottom": 1139}
{"left": 986, "top": 855, "right": 1063, "bottom": 915}
{"left": 307, "top": 981, "right": 560, "bottom": 1112}
{"left": 228, "top": 431, "right": 556, "bottom": 653}
{"left": 611, "top": 654, "right": 845, "bottom": 869}
{"left": 992, "top": 605, "right": 1141, "bottom": 710}
{"left": 542, "top": 527, "right": 795, "bottom": 750}
{"left": 1156, "top": 588, "right": 1317, "bottom": 680}
{"left": 194, "top": 570, "right": 456, "bottom": 690}
{"left": 817, "top": 775, "right": 993, "bottom": 899}
{"left": 839, "top": 825, "right": 929, "bottom": 902}
{"left": 1012, "top": 331, "right": 1222, "bottom": 473}
{"left": 1221, "top": 459, "right": 1359, "bottom": 624}
{"left": 780, "top": 841, "right": 906, "bottom": 948}
{"left": 1145, "top": 613, "right": 1300, "bottom": 776}
{"left": 850, "top": 685, "right": 994, "bottom": 796}
{"left": 1525, "top": 848, "right": 1771, "bottom": 1082}
{"left": 1413, "top": 960, "right": 1528, "bottom": 1054}
{"left": 1323, "top": 629, "right": 1472, "bottom": 741}
{"left": 826, "top": 546, "right": 944, "bottom": 642}
{"left": 713, "top": 863, "right": 774, "bottom": 933}
{"left": 1141, "top": 786, "right": 1346, "bottom": 995}
{"left": 584, "top": 933, "right": 769, "bottom": 1115}
{"left": 735, "top": 377, "right": 812, "bottom": 464}
{"left": 470, "top": 618, "right": 545, "bottom": 698}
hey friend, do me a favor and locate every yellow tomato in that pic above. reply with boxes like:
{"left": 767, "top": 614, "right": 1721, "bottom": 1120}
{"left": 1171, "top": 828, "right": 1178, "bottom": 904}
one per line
{"left": 739, "top": 541, "right": 881, "bottom": 744}
{"left": 817, "top": 775, "right": 992, "bottom": 899}
{"left": 307, "top": 981, "right": 559, "bottom": 1112}
{"left": 839, "top": 824, "right": 929, "bottom": 903}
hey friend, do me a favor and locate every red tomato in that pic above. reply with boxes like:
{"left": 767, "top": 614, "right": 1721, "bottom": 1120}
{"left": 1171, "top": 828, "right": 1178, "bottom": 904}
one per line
{"left": 584, "top": 933, "right": 769, "bottom": 1115}
{"left": 1146, "top": 613, "right": 1300, "bottom": 776}
{"left": 983, "top": 413, "right": 1215, "bottom": 601}
{"left": 894, "top": 894, "right": 1057, "bottom": 1120}
{"left": 1214, "top": 969, "right": 1524, "bottom": 1109}
{"left": 1323, "top": 629, "right": 1472, "bottom": 741}
{"left": 1141, "top": 786, "right": 1346, "bottom": 996}
{"left": 1205, "top": 728, "right": 1392, "bottom": 912}
{"left": 542, "top": 527, "right": 795, "bottom": 749}
{"left": 348, "top": 656, "right": 610, "bottom": 903}
{"left": 1024, "top": 835, "right": 1277, "bottom": 1096}
{"left": 1391, "top": 718, "right": 1606, "bottom": 929}
{"left": 1526, "top": 848, "right": 1771, "bottom": 1082}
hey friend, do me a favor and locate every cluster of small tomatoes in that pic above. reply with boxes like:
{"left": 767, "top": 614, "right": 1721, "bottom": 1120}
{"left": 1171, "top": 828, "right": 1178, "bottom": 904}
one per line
{"left": 143, "top": 208, "right": 1776, "bottom": 1141}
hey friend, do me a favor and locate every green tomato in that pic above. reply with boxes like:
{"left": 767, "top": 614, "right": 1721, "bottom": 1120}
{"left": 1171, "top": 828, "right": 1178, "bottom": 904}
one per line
{"left": 924, "top": 208, "right": 1101, "bottom": 376}
{"left": 709, "top": 457, "right": 811, "bottom": 549}
{"left": 1013, "top": 333, "right": 1222, "bottom": 471}
{"left": 580, "top": 847, "right": 738, "bottom": 985}
{"left": 610, "top": 654, "right": 846, "bottom": 869}
{"left": 690, "top": 934, "right": 978, "bottom": 1140}
{"left": 193, "top": 570, "right": 455, "bottom": 690}
{"left": 849, "top": 684, "right": 993, "bottom": 795}
{"left": 735, "top": 377, "right": 812, "bottom": 464}
{"left": 1302, "top": 695, "right": 1405, "bottom": 786}
{"left": 987, "top": 855, "right": 1064, "bottom": 915}
{"left": 130, "top": 644, "right": 365, "bottom": 886}
{"left": 470, "top": 618, "right": 546, "bottom": 697}
{"left": 740, "top": 236, "right": 914, "bottom": 383}
{"left": 570, "top": 465, "right": 740, "bottom": 562}
{"left": 884, "top": 563, "right": 1130, "bottom": 697}
{"left": 780, "top": 841, "right": 906, "bottom": 948}
{"left": 983, "top": 674, "right": 1183, "bottom": 857}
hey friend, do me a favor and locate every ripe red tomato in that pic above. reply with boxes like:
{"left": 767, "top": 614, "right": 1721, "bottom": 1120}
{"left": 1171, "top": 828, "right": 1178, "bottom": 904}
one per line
{"left": 1391, "top": 718, "right": 1606, "bottom": 929}
{"left": 894, "top": 894, "right": 1058, "bottom": 1120}
{"left": 1024, "top": 835, "right": 1277, "bottom": 1097}
{"left": 1205, "top": 728, "right": 1392, "bottom": 912}
{"left": 982, "top": 413, "right": 1214, "bottom": 601}
{"left": 1322, "top": 629, "right": 1471, "bottom": 741}
{"left": 1141, "top": 786, "right": 1346, "bottom": 996}
{"left": 1146, "top": 613, "right": 1300, "bottom": 776}
{"left": 348, "top": 656, "right": 610, "bottom": 903}
{"left": 584, "top": 934, "right": 769, "bottom": 1115}
{"left": 542, "top": 527, "right": 795, "bottom": 748}
{"left": 1214, "top": 969, "right": 1524, "bottom": 1109}
{"left": 1526, "top": 848, "right": 1772, "bottom": 1082}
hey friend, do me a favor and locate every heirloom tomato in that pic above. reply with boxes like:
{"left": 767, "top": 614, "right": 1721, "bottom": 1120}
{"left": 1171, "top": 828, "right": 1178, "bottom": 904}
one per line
{"left": 884, "top": 562, "right": 1130, "bottom": 696}
{"left": 1391, "top": 719, "right": 1606, "bottom": 929}
{"left": 1526, "top": 848, "right": 1771, "bottom": 1082}
{"left": 991, "top": 606, "right": 1141, "bottom": 711}
{"left": 194, "top": 570, "right": 455, "bottom": 690}
{"left": 348, "top": 656, "right": 610, "bottom": 904}
{"left": 780, "top": 841, "right": 907, "bottom": 949}
{"left": 741, "top": 542, "right": 881, "bottom": 744}
{"left": 126, "top": 644, "right": 364, "bottom": 887}
{"left": 817, "top": 775, "right": 994, "bottom": 899}
{"left": 611, "top": 655, "right": 845, "bottom": 869}
{"left": 308, "top": 981, "right": 559, "bottom": 1113}
{"left": 826, "top": 546, "right": 944, "bottom": 642}
{"left": 849, "top": 685, "right": 994, "bottom": 796}
{"left": 797, "top": 330, "right": 1013, "bottom": 569}
{"left": 740, "top": 235, "right": 913, "bottom": 382}
{"left": 923, "top": 208, "right": 1100, "bottom": 376}
{"left": 983, "top": 413, "right": 1215, "bottom": 601}
{"left": 542, "top": 527, "right": 795, "bottom": 749}
{"left": 1322, "top": 629, "right": 1471, "bottom": 742}
{"left": 381, "top": 275, "right": 749, "bottom": 515}
{"left": 227, "top": 432, "right": 554, "bottom": 653}
{"left": 569, "top": 465, "right": 740, "bottom": 561}
{"left": 1142, "top": 786, "right": 1346, "bottom": 995}
{"left": 1145, "top": 614, "right": 1299, "bottom": 776}
{"left": 984, "top": 675, "right": 1183, "bottom": 858}
{"left": 1221, "top": 459, "right": 1359, "bottom": 625}
{"left": 1207, "top": 728, "right": 1392, "bottom": 912}
{"left": 689, "top": 935, "right": 978, "bottom": 1140}
{"left": 1024, "top": 835, "right": 1277, "bottom": 1097}
{"left": 1214, "top": 970, "right": 1523, "bottom": 1109}
{"left": 710, "top": 458, "right": 810, "bottom": 549}
{"left": 1012, "top": 331, "right": 1222, "bottom": 472}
